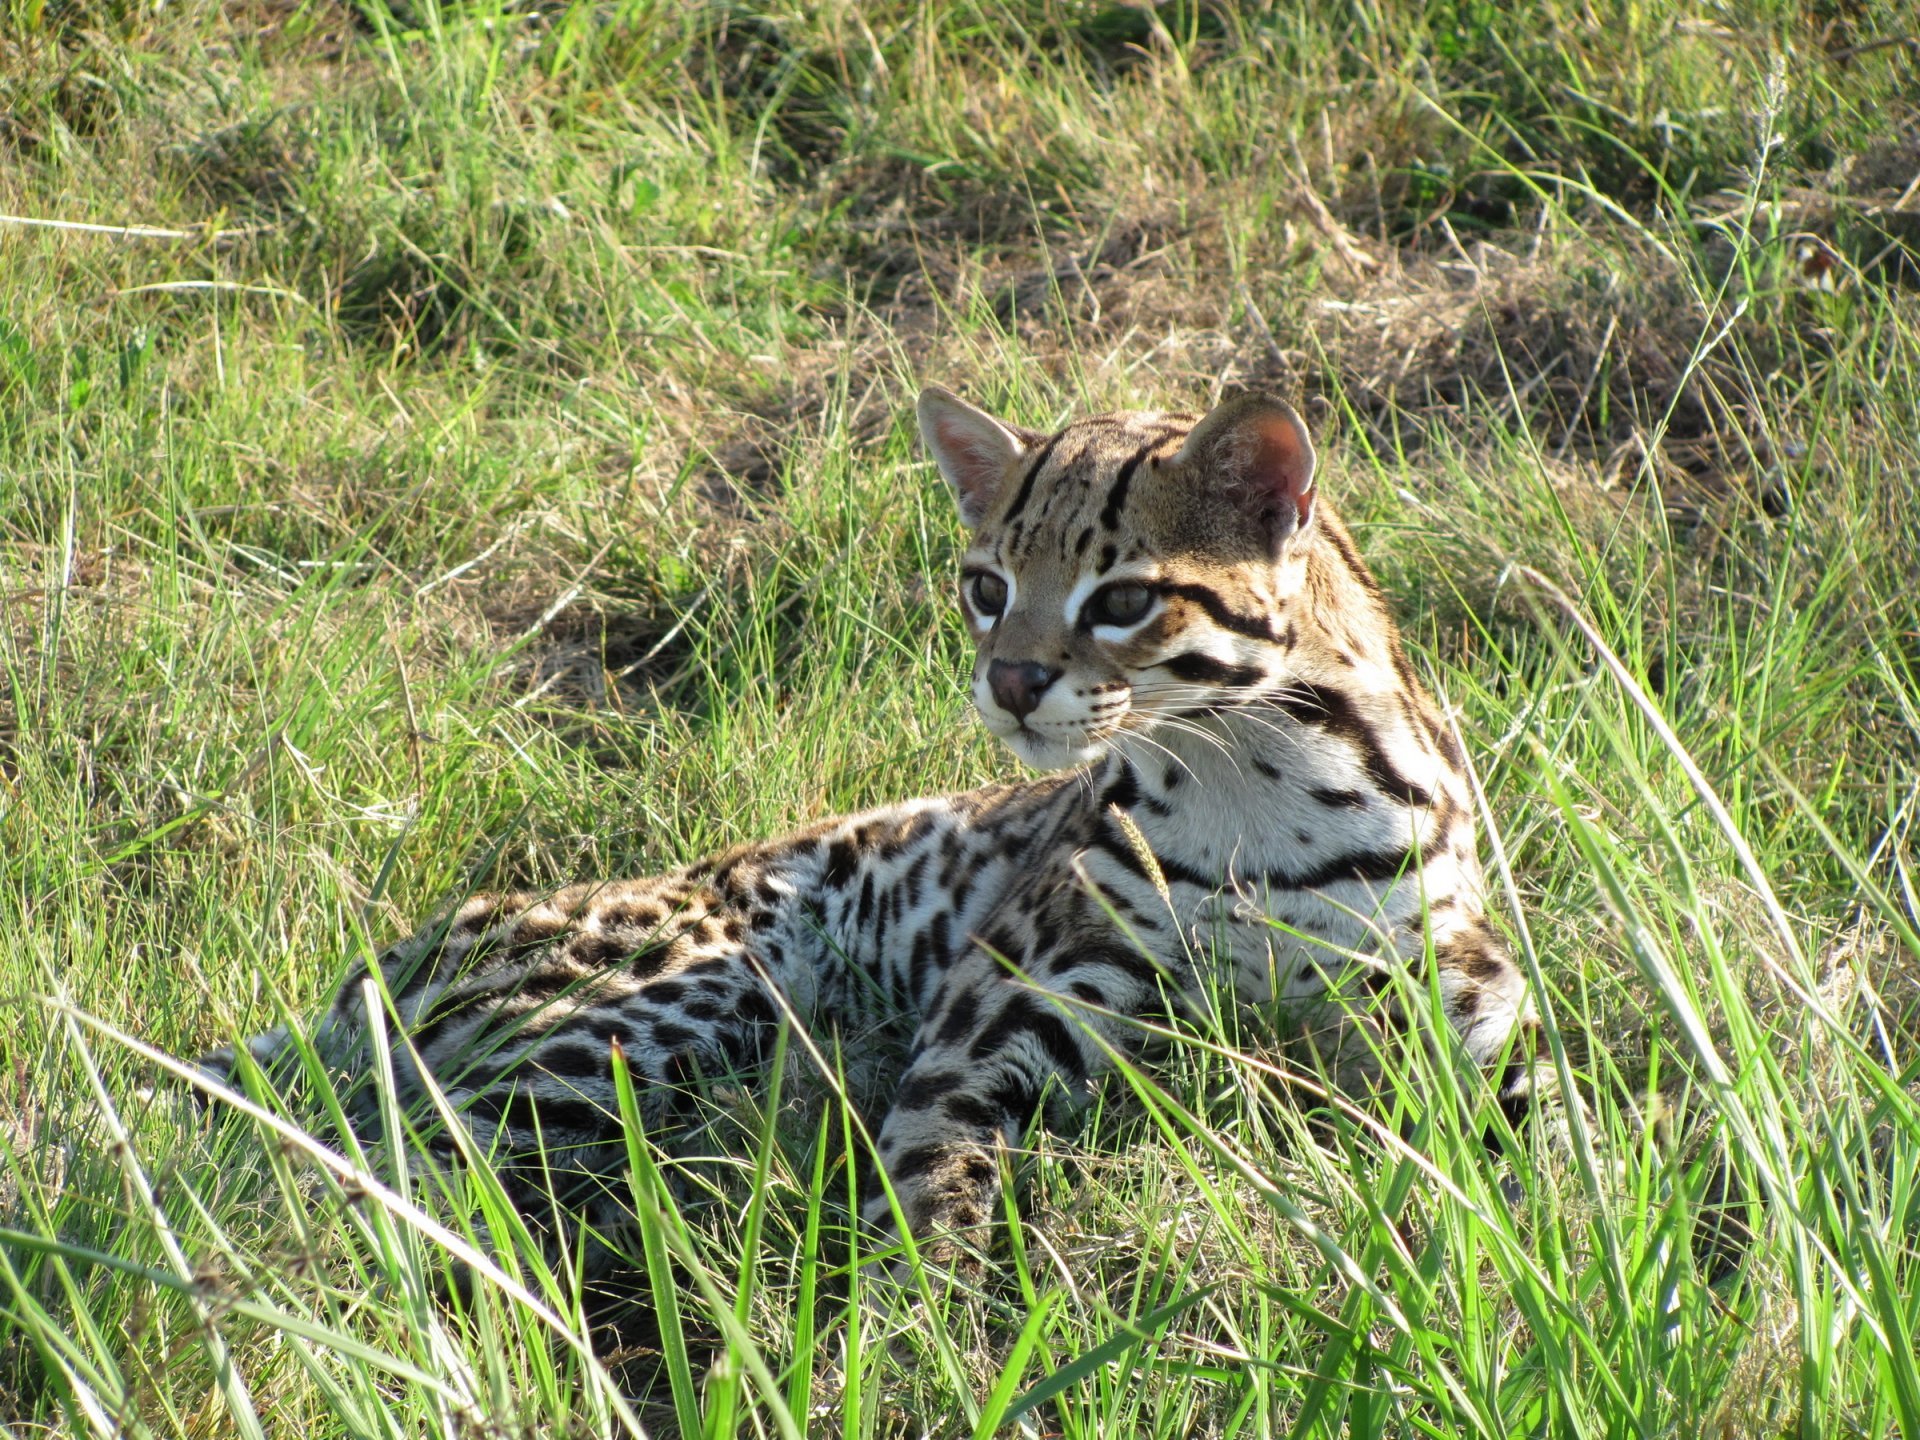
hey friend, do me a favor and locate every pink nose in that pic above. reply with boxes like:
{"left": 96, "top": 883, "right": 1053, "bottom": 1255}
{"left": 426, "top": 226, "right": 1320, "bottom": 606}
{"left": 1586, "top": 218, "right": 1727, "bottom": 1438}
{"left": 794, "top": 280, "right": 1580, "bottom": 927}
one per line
{"left": 987, "top": 660, "right": 1058, "bottom": 719}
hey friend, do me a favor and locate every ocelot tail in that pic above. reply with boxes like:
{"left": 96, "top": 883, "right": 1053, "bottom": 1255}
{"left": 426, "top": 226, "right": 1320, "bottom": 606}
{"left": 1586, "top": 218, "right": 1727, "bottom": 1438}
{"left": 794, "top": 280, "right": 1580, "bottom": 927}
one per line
{"left": 200, "top": 387, "right": 1545, "bottom": 1262}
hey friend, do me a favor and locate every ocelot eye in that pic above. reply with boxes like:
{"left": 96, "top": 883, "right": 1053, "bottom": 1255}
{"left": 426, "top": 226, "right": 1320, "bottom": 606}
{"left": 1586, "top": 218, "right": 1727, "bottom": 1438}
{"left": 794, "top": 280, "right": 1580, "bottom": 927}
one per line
{"left": 967, "top": 571, "right": 1008, "bottom": 617}
{"left": 1086, "top": 583, "right": 1154, "bottom": 628}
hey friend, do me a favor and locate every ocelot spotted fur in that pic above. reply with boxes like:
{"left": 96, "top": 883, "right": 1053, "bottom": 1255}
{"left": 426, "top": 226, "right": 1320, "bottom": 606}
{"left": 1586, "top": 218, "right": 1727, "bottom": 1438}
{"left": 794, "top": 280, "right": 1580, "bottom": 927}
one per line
{"left": 201, "top": 387, "right": 1543, "bottom": 1260}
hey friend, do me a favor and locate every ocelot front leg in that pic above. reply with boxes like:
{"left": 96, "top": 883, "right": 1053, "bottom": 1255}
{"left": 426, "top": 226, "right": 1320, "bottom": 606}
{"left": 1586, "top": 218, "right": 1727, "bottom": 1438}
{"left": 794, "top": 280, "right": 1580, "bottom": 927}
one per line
{"left": 1194, "top": 894, "right": 1548, "bottom": 1124}
{"left": 858, "top": 913, "right": 1558, "bottom": 1265}
{"left": 865, "top": 939, "right": 1171, "bottom": 1259}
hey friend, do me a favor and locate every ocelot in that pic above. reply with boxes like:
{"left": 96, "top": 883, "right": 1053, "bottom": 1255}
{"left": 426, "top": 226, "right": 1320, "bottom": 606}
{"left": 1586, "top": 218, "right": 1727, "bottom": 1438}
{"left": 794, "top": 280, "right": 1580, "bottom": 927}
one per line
{"left": 201, "top": 386, "right": 1543, "bottom": 1262}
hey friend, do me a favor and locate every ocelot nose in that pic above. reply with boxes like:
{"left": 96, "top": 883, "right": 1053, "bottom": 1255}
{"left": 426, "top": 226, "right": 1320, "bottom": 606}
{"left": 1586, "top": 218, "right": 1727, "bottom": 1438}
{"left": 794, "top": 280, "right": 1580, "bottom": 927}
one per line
{"left": 987, "top": 659, "right": 1059, "bottom": 719}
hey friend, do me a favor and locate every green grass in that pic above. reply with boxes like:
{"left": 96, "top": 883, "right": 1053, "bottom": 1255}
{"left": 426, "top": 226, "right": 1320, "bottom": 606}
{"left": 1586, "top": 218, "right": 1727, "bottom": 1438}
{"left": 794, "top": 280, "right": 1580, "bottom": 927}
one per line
{"left": 3, "top": 0, "right": 1919, "bottom": 1434}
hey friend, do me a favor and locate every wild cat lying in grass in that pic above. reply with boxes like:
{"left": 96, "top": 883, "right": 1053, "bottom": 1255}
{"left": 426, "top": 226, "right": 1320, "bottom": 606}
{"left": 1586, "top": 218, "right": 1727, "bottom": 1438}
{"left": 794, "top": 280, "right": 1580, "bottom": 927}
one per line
{"left": 199, "top": 386, "right": 1549, "bottom": 1272}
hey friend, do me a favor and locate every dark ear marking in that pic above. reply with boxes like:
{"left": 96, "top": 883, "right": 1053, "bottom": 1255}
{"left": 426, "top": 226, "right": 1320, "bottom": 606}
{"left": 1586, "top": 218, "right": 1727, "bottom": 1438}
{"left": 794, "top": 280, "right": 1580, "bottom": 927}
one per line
{"left": 1175, "top": 394, "right": 1317, "bottom": 553}
{"left": 917, "top": 385, "right": 1046, "bottom": 529}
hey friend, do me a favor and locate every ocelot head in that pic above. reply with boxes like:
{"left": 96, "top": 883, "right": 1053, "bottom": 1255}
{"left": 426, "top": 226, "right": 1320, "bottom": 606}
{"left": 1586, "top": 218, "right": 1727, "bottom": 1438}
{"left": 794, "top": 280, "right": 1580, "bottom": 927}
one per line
{"left": 918, "top": 385, "right": 1320, "bottom": 771}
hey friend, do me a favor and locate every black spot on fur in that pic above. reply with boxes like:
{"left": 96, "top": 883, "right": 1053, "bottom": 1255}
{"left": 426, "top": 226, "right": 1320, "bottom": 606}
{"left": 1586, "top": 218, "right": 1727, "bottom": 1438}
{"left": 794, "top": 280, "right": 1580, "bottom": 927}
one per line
{"left": 980, "top": 994, "right": 1087, "bottom": 1079}
{"left": 1099, "top": 437, "right": 1158, "bottom": 530}
{"left": 644, "top": 979, "right": 688, "bottom": 1007}
{"left": 1089, "top": 828, "right": 1214, "bottom": 890}
{"left": 886, "top": 1143, "right": 944, "bottom": 1180}
{"left": 894, "top": 1069, "right": 965, "bottom": 1112}
{"left": 1030, "top": 912, "right": 1061, "bottom": 957}
{"left": 822, "top": 839, "right": 859, "bottom": 888}
{"left": 1438, "top": 931, "right": 1512, "bottom": 983}
{"left": 1100, "top": 763, "right": 1140, "bottom": 810}
{"left": 602, "top": 902, "right": 665, "bottom": 931}
{"left": 987, "top": 1072, "right": 1041, "bottom": 1122}
{"left": 1271, "top": 684, "right": 1434, "bottom": 809}
{"left": 928, "top": 910, "right": 955, "bottom": 965}
{"left": 1322, "top": 523, "right": 1382, "bottom": 597}
{"left": 1001, "top": 432, "right": 1065, "bottom": 525}
{"left": 470, "top": 1089, "right": 607, "bottom": 1142}
{"left": 933, "top": 989, "right": 980, "bottom": 1045}
{"left": 960, "top": 1154, "right": 996, "bottom": 1184}
{"left": 736, "top": 989, "right": 775, "bottom": 1024}
{"left": 651, "top": 1019, "right": 697, "bottom": 1050}
{"left": 1268, "top": 846, "right": 1417, "bottom": 891}
{"left": 1309, "top": 787, "right": 1370, "bottom": 810}
{"left": 944, "top": 1092, "right": 1004, "bottom": 1129}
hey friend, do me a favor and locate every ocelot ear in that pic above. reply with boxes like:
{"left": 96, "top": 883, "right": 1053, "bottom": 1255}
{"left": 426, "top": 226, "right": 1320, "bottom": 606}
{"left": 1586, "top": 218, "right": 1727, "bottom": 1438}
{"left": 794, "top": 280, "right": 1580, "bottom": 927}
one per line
{"left": 1175, "top": 394, "right": 1317, "bottom": 554}
{"left": 917, "top": 386, "right": 1045, "bottom": 529}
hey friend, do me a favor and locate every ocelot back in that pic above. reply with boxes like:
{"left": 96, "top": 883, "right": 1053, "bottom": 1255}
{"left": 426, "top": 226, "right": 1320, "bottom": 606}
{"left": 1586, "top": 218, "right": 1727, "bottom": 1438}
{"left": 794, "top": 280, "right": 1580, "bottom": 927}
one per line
{"left": 202, "top": 387, "right": 1541, "bottom": 1258}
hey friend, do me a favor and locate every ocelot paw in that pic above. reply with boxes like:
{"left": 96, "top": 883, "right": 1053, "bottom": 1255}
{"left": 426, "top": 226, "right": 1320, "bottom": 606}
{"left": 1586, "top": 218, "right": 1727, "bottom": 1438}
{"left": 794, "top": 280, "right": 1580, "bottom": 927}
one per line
{"left": 858, "top": 1186, "right": 994, "bottom": 1289}
{"left": 180, "top": 1025, "right": 314, "bottom": 1115}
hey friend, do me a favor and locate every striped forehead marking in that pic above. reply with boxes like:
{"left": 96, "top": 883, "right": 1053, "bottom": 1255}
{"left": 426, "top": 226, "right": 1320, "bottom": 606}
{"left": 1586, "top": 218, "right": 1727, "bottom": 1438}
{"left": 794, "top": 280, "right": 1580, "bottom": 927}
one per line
{"left": 989, "top": 415, "right": 1191, "bottom": 554}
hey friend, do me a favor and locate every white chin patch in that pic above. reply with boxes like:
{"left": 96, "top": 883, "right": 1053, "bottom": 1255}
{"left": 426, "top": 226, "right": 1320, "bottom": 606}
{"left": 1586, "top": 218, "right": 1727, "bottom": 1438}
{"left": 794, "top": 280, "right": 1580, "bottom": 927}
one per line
{"left": 974, "top": 695, "right": 1117, "bottom": 771}
{"left": 1001, "top": 727, "right": 1109, "bottom": 771}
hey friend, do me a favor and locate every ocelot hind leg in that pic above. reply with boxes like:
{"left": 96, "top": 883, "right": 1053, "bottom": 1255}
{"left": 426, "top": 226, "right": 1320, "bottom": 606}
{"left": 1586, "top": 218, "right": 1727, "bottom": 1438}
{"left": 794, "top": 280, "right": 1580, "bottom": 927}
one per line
{"left": 196, "top": 885, "right": 800, "bottom": 1280}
